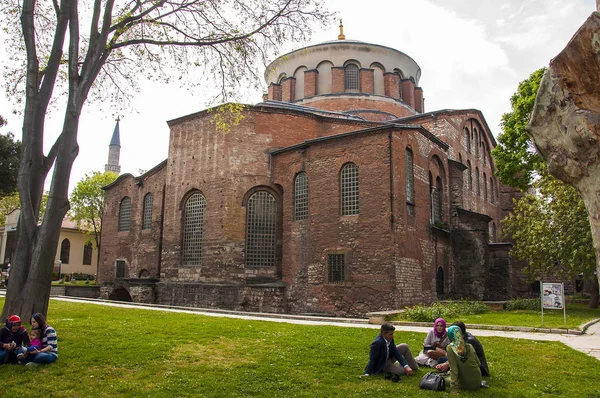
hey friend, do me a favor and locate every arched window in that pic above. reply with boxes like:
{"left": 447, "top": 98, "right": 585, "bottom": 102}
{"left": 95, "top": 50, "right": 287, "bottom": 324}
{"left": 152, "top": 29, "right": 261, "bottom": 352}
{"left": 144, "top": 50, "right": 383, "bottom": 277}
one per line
{"left": 246, "top": 191, "right": 277, "bottom": 267}
{"left": 340, "top": 163, "right": 359, "bottom": 215}
{"left": 431, "top": 176, "right": 443, "bottom": 222}
{"left": 344, "top": 64, "right": 359, "bottom": 91}
{"left": 464, "top": 128, "right": 470, "bottom": 154}
{"left": 475, "top": 168, "right": 480, "bottom": 197}
{"left": 405, "top": 148, "right": 415, "bottom": 215}
{"left": 142, "top": 193, "right": 153, "bottom": 230}
{"left": 436, "top": 267, "right": 444, "bottom": 297}
{"left": 294, "top": 172, "right": 308, "bottom": 220}
{"left": 483, "top": 173, "right": 488, "bottom": 201}
{"left": 82, "top": 242, "right": 92, "bottom": 265}
{"left": 474, "top": 129, "right": 479, "bottom": 159}
{"left": 118, "top": 197, "right": 131, "bottom": 232}
{"left": 395, "top": 70, "right": 404, "bottom": 99}
{"left": 60, "top": 239, "right": 70, "bottom": 264}
{"left": 182, "top": 193, "right": 206, "bottom": 266}
{"left": 482, "top": 144, "right": 487, "bottom": 167}
{"left": 490, "top": 177, "right": 495, "bottom": 203}
{"left": 467, "top": 160, "right": 472, "bottom": 191}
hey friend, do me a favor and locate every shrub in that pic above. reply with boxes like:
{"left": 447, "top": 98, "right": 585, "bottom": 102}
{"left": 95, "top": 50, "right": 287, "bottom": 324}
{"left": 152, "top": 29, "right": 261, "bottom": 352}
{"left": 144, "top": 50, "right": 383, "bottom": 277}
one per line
{"left": 403, "top": 300, "right": 488, "bottom": 322}
{"left": 503, "top": 298, "right": 540, "bottom": 311}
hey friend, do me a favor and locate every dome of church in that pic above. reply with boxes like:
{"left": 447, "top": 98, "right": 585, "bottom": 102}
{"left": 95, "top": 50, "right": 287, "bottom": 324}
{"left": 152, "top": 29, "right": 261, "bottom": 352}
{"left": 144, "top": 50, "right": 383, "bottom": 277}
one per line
{"left": 263, "top": 25, "right": 424, "bottom": 121}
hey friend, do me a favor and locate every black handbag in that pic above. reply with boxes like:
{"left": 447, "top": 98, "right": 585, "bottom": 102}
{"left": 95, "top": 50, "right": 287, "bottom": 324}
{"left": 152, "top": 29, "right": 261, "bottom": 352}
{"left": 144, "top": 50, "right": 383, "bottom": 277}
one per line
{"left": 419, "top": 372, "right": 446, "bottom": 391}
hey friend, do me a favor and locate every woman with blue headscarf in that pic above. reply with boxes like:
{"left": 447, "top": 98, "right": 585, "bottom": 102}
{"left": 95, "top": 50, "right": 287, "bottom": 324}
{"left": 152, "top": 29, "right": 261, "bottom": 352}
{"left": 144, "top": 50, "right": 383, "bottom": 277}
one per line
{"left": 446, "top": 325, "right": 481, "bottom": 394}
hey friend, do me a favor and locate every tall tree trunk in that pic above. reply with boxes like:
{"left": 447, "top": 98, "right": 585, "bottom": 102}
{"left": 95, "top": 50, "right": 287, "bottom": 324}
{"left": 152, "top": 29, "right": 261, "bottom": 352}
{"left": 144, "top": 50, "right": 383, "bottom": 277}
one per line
{"left": 527, "top": 12, "right": 600, "bottom": 297}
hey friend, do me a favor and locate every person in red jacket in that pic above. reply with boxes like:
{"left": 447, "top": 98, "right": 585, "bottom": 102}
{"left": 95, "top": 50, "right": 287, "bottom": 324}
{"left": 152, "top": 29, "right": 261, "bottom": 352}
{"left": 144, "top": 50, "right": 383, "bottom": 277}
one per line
{"left": 0, "top": 315, "right": 30, "bottom": 364}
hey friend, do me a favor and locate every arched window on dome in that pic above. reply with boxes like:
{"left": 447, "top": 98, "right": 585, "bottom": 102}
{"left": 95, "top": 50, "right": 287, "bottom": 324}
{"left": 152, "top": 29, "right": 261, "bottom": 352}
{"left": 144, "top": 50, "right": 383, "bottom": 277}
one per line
{"left": 344, "top": 64, "right": 359, "bottom": 92}
{"left": 394, "top": 69, "right": 404, "bottom": 99}
{"left": 370, "top": 63, "right": 385, "bottom": 96}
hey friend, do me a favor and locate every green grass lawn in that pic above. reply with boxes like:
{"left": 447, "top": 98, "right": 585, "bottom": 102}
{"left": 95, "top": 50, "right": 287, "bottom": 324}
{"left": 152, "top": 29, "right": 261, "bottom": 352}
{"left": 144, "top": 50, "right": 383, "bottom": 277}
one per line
{"left": 0, "top": 299, "right": 599, "bottom": 397}
{"left": 390, "top": 303, "right": 600, "bottom": 330}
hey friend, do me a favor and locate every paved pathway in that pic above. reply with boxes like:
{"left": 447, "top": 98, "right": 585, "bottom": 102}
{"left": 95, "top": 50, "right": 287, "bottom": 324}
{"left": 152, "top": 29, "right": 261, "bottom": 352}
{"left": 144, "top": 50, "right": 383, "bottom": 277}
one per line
{"left": 45, "top": 295, "right": 600, "bottom": 361}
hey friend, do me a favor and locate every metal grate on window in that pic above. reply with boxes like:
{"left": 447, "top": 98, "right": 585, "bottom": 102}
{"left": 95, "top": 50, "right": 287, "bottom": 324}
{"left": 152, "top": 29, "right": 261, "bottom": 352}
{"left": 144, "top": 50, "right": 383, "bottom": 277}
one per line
{"left": 344, "top": 64, "right": 359, "bottom": 91}
{"left": 405, "top": 149, "right": 414, "bottom": 204}
{"left": 116, "top": 260, "right": 126, "bottom": 278}
{"left": 182, "top": 193, "right": 206, "bottom": 266}
{"left": 119, "top": 197, "right": 131, "bottom": 231}
{"left": 294, "top": 172, "right": 308, "bottom": 220}
{"left": 341, "top": 163, "right": 359, "bottom": 215}
{"left": 83, "top": 242, "right": 92, "bottom": 265}
{"left": 246, "top": 191, "right": 277, "bottom": 267}
{"left": 142, "top": 193, "right": 153, "bottom": 230}
{"left": 328, "top": 254, "right": 345, "bottom": 283}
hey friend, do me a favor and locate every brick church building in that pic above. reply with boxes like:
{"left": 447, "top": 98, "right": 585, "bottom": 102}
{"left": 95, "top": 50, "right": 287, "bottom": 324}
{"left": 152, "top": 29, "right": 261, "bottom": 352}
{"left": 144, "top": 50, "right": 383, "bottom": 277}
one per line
{"left": 98, "top": 29, "right": 528, "bottom": 316}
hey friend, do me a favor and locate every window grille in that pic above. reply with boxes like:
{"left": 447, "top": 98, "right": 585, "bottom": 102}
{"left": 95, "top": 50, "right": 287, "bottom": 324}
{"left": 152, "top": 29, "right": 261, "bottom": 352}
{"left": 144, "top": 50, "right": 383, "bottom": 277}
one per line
{"left": 436, "top": 177, "right": 443, "bottom": 222}
{"left": 83, "top": 242, "right": 92, "bottom": 265}
{"left": 405, "top": 149, "right": 415, "bottom": 216}
{"left": 246, "top": 191, "right": 277, "bottom": 267}
{"left": 116, "top": 260, "right": 126, "bottom": 278}
{"left": 294, "top": 172, "right": 309, "bottom": 220}
{"left": 142, "top": 193, "right": 153, "bottom": 230}
{"left": 60, "top": 239, "right": 70, "bottom": 264}
{"left": 328, "top": 254, "right": 345, "bottom": 283}
{"left": 182, "top": 193, "right": 206, "bottom": 266}
{"left": 344, "top": 64, "right": 359, "bottom": 91}
{"left": 118, "top": 197, "right": 131, "bottom": 232}
{"left": 341, "top": 163, "right": 359, "bottom": 215}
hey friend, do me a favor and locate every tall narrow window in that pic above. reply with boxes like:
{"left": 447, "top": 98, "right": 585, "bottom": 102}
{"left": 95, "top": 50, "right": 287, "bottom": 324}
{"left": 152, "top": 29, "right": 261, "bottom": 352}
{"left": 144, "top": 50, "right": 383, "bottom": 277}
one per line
{"left": 82, "top": 242, "right": 92, "bottom": 265}
{"left": 116, "top": 260, "right": 126, "bottom": 278}
{"left": 474, "top": 129, "right": 479, "bottom": 159}
{"left": 344, "top": 64, "right": 359, "bottom": 91}
{"left": 118, "top": 197, "right": 131, "bottom": 232}
{"left": 246, "top": 191, "right": 277, "bottom": 267}
{"left": 328, "top": 254, "right": 345, "bottom": 284}
{"left": 60, "top": 239, "right": 70, "bottom": 264}
{"left": 464, "top": 128, "right": 470, "bottom": 154}
{"left": 431, "top": 176, "right": 443, "bottom": 223}
{"left": 482, "top": 146, "right": 487, "bottom": 167}
{"left": 142, "top": 193, "right": 153, "bottom": 230}
{"left": 475, "top": 168, "right": 480, "bottom": 197}
{"left": 490, "top": 178, "right": 495, "bottom": 203}
{"left": 294, "top": 172, "right": 308, "bottom": 220}
{"left": 405, "top": 149, "right": 415, "bottom": 213}
{"left": 467, "top": 161, "right": 472, "bottom": 191}
{"left": 483, "top": 173, "right": 488, "bottom": 201}
{"left": 341, "top": 163, "right": 359, "bottom": 215}
{"left": 182, "top": 193, "right": 206, "bottom": 266}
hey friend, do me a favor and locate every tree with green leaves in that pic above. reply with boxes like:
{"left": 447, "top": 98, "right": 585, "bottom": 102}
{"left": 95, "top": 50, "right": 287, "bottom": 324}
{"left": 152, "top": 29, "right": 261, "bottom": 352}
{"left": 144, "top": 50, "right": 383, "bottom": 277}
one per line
{"left": 502, "top": 172, "right": 599, "bottom": 307}
{"left": 1, "top": 0, "right": 333, "bottom": 320}
{"left": 69, "top": 171, "right": 118, "bottom": 266}
{"left": 492, "top": 68, "right": 546, "bottom": 191}
{"left": 0, "top": 118, "right": 22, "bottom": 197}
{"left": 494, "top": 69, "right": 599, "bottom": 308}
{"left": 0, "top": 192, "right": 20, "bottom": 226}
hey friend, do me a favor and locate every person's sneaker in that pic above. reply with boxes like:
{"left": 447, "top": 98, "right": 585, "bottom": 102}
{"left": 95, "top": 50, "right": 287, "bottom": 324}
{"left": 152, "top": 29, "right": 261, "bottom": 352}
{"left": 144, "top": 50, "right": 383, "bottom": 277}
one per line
{"left": 25, "top": 362, "right": 39, "bottom": 367}
{"left": 384, "top": 372, "right": 392, "bottom": 380}
{"left": 16, "top": 352, "right": 25, "bottom": 360}
{"left": 391, "top": 374, "right": 401, "bottom": 383}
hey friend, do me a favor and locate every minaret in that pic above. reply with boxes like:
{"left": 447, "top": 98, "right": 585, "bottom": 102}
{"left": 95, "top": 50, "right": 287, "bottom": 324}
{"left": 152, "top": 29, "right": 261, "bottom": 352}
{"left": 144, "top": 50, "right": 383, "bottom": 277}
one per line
{"left": 338, "top": 19, "right": 345, "bottom": 40}
{"left": 105, "top": 119, "right": 121, "bottom": 173}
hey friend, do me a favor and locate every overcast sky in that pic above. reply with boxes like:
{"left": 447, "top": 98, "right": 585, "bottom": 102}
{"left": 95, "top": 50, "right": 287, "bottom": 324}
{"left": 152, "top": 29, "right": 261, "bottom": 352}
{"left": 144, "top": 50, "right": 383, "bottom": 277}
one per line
{"left": 0, "top": 0, "right": 596, "bottom": 193}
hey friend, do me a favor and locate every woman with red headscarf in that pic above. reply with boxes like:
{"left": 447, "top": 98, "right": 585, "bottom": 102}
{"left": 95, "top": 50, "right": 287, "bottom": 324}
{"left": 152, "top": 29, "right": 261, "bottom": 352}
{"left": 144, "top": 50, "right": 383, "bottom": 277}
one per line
{"left": 0, "top": 315, "right": 30, "bottom": 364}
{"left": 416, "top": 317, "right": 449, "bottom": 367}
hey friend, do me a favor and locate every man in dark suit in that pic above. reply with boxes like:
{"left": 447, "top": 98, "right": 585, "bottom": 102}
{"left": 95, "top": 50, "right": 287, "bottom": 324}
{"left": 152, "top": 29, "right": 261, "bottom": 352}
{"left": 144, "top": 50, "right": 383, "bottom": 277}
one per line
{"left": 364, "top": 323, "right": 418, "bottom": 376}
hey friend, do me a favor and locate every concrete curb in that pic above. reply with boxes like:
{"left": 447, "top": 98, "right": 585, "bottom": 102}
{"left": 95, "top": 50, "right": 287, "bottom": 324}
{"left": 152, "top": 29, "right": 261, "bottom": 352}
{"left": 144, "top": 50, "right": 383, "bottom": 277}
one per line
{"left": 388, "top": 320, "right": 593, "bottom": 335}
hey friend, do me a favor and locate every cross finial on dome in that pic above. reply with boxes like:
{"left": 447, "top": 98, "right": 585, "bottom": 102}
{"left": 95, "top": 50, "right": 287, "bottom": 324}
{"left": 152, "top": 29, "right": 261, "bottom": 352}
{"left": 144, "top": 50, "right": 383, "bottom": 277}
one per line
{"left": 338, "top": 19, "right": 345, "bottom": 40}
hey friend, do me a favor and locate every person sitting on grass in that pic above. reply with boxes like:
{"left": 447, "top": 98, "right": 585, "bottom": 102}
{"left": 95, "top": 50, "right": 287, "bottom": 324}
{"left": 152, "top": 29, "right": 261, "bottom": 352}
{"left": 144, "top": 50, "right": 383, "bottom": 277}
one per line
{"left": 20, "top": 313, "right": 58, "bottom": 366}
{"left": 416, "top": 317, "right": 449, "bottom": 367}
{"left": 0, "top": 315, "right": 30, "bottom": 364}
{"left": 445, "top": 325, "right": 481, "bottom": 394}
{"left": 364, "top": 323, "right": 418, "bottom": 378}
{"left": 16, "top": 328, "right": 42, "bottom": 361}
{"left": 436, "top": 321, "right": 489, "bottom": 376}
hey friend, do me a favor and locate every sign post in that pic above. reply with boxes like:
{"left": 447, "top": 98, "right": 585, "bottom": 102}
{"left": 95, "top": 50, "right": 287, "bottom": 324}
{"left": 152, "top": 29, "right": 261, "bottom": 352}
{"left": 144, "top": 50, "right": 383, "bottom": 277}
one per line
{"left": 541, "top": 282, "right": 566, "bottom": 327}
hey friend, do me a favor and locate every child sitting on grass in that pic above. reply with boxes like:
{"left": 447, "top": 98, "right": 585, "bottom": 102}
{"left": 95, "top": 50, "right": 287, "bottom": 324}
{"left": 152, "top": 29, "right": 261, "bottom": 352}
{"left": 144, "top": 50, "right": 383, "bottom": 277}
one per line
{"left": 16, "top": 328, "right": 42, "bottom": 360}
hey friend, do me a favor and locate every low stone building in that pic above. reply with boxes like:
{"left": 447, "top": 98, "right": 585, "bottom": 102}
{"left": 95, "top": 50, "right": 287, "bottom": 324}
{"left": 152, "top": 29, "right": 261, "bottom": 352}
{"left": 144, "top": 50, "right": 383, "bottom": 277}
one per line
{"left": 98, "top": 32, "right": 531, "bottom": 316}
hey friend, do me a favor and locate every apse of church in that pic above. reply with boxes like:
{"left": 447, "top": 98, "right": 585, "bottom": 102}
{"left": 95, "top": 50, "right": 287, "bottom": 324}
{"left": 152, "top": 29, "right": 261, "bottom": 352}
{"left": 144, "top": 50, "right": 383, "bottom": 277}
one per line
{"left": 98, "top": 29, "right": 526, "bottom": 316}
